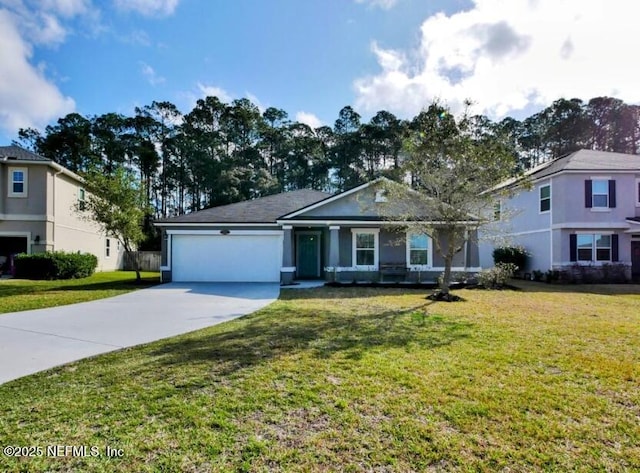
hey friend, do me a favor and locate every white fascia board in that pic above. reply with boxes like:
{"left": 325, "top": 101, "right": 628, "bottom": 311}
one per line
{"left": 167, "top": 229, "right": 283, "bottom": 236}
{"left": 155, "top": 222, "right": 278, "bottom": 227}
{"left": 551, "top": 222, "right": 630, "bottom": 230}
{"left": 279, "top": 179, "right": 386, "bottom": 219}
{"left": 277, "top": 219, "right": 477, "bottom": 226}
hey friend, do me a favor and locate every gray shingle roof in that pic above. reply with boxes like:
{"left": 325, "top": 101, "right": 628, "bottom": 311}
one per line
{"left": 158, "top": 189, "right": 333, "bottom": 224}
{"left": 530, "top": 149, "right": 640, "bottom": 180}
{"left": 0, "top": 145, "right": 50, "bottom": 162}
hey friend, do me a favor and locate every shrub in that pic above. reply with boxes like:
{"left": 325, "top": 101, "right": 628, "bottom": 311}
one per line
{"left": 492, "top": 246, "right": 529, "bottom": 271}
{"left": 14, "top": 252, "right": 98, "bottom": 280}
{"left": 477, "top": 263, "right": 518, "bottom": 289}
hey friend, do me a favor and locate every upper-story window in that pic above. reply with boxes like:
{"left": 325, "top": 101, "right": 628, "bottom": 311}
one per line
{"left": 539, "top": 185, "right": 550, "bottom": 213}
{"left": 8, "top": 167, "right": 28, "bottom": 197}
{"left": 78, "top": 188, "right": 86, "bottom": 211}
{"left": 493, "top": 200, "right": 502, "bottom": 221}
{"left": 592, "top": 180, "right": 609, "bottom": 208}
{"left": 585, "top": 178, "right": 616, "bottom": 209}
{"left": 105, "top": 238, "right": 111, "bottom": 258}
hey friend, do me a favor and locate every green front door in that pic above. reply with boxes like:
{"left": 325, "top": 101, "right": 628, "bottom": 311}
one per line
{"left": 297, "top": 233, "right": 320, "bottom": 278}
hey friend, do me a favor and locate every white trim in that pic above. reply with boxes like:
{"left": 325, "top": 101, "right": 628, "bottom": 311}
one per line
{"left": 166, "top": 229, "right": 284, "bottom": 236}
{"left": 325, "top": 265, "right": 483, "bottom": 273}
{"left": 590, "top": 177, "right": 610, "bottom": 209}
{"left": 160, "top": 265, "right": 170, "bottom": 271}
{"left": 277, "top": 219, "right": 478, "bottom": 226}
{"left": 589, "top": 208, "right": 611, "bottom": 213}
{"left": 329, "top": 225, "right": 340, "bottom": 231}
{"left": 155, "top": 222, "right": 278, "bottom": 227}
{"left": 0, "top": 214, "right": 52, "bottom": 222}
{"left": 351, "top": 228, "right": 379, "bottom": 270}
{"left": 553, "top": 261, "right": 631, "bottom": 267}
{"left": 8, "top": 167, "right": 28, "bottom": 198}
{"left": 500, "top": 228, "right": 551, "bottom": 237}
{"left": 405, "top": 231, "right": 433, "bottom": 271}
{"left": 552, "top": 222, "right": 629, "bottom": 230}
{"left": 281, "top": 225, "right": 293, "bottom": 230}
{"left": 429, "top": 266, "right": 482, "bottom": 272}
{"left": 281, "top": 179, "right": 383, "bottom": 219}
{"left": 281, "top": 267, "right": 296, "bottom": 272}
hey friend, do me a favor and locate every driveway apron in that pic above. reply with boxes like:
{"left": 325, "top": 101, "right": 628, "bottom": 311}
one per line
{"left": 0, "top": 282, "right": 279, "bottom": 384}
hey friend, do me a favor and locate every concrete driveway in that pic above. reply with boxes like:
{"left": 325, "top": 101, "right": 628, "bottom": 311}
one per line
{"left": 0, "top": 282, "right": 279, "bottom": 384}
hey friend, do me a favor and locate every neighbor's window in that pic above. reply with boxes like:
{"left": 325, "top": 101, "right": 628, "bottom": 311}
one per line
{"left": 352, "top": 229, "right": 378, "bottom": 268}
{"left": 9, "top": 168, "right": 28, "bottom": 197}
{"left": 577, "top": 234, "right": 611, "bottom": 262}
{"left": 408, "top": 233, "right": 430, "bottom": 266}
{"left": 539, "top": 184, "right": 550, "bottom": 212}
{"left": 493, "top": 200, "right": 502, "bottom": 221}
{"left": 592, "top": 179, "right": 609, "bottom": 208}
{"left": 78, "top": 188, "right": 86, "bottom": 211}
{"left": 105, "top": 238, "right": 111, "bottom": 257}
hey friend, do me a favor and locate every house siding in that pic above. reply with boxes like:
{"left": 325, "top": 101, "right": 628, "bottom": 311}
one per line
{"left": 299, "top": 187, "right": 388, "bottom": 218}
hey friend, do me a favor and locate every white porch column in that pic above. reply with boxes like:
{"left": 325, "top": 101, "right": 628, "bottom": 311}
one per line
{"left": 329, "top": 225, "right": 340, "bottom": 267}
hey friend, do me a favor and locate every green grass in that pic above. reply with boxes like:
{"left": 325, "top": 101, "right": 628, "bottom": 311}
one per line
{"left": 0, "top": 271, "right": 160, "bottom": 314}
{"left": 1, "top": 281, "right": 639, "bottom": 471}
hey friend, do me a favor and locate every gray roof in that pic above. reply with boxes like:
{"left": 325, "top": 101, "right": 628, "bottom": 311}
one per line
{"left": 158, "top": 189, "right": 333, "bottom": 224}
{"left": 0, "top": 145, "right": 50, "bottom": 162}
{"left": 529, "top": 149, "right": 640, "bottom": 180}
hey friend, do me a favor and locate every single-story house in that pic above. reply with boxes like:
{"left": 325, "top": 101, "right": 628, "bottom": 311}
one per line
{"left": 155, "top": 179, "right": 481, "bottom": 284}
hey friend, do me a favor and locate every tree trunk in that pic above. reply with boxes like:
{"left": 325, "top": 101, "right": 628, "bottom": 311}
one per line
{"left": 441, "top": 255, "right": 453, "bottom": 295}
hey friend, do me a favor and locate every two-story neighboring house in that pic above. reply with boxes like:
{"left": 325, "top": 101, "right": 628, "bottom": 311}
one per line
{"left": 480, "top": 149, "right": 640, "bottom": 281}
{"left": 0, "top": 145, "right": 123, "bottom": 273}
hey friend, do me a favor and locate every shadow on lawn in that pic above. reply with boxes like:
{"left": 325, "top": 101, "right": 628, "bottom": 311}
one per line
{"left": 510, "top": 280, "right": 640, "bottom": 296}
{"left": 147, "top": 301, "right": 472, "bottom": 376}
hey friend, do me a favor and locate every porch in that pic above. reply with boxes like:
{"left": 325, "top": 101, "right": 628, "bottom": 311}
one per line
{"left": 280, "top": 224, "right": 480, "bottom": 285}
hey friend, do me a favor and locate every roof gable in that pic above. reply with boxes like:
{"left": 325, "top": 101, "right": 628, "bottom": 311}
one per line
{"left": 0, "top": 145, "right": 50, "bottom": 162}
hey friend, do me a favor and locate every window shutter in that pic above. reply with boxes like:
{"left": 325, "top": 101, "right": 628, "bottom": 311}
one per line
{"left": 608, "top": 180, "right": 616, "bottom": 208}
{"left": 569, "top": 234, "right": 577, "bottom": 262}
{"left": 612, "top": 234, "right": 619, "bottom": 262}
{"left": 585, "top": 180, "right": 592, "bottom": 208}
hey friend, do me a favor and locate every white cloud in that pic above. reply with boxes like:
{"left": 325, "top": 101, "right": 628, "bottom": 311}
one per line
{"left": 295, "top": 111, "right": 322, "bottom": 129}
{"left": 0, "top": 9, "right": 75, "bottom": 133}
{"left": 355, "top": 0, "right": 399, "bottom": 10}
{"left": 354, "top": 0, "right": 640, "bottom": 119}
{"left": 196, "top": 83, "right": 232, "bottom": 103}
{"left": 40, "top": 0, "right": 90, "bottom": 17}
{"left": 113, "top": 0, "right": 179, "bottom": 17}
{"left": 245, "top": 92, "right": 265, "bottom": 113}
{"left": 140, "top": 62, "right": 165, "bottom": 86}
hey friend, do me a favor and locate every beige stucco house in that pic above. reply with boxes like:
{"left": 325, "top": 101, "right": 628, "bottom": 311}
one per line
{"left": 0, "top": 145, "right": 123, "bottom": 273}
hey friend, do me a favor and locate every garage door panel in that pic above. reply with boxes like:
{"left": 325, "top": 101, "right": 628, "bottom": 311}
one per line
{"left": 172, "top": 234, "right": 282, "bottom": 282}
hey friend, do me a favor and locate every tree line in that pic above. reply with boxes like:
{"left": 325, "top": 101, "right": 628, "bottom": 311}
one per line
{"left": 15, "top": 95, "right": 640, "bottom": 221}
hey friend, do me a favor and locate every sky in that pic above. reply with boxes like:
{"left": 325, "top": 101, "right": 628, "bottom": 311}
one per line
{"left": 1, "top": 0, "right": 640, "bottom": 144}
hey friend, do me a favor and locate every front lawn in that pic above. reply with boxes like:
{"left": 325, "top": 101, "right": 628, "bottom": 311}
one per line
{"left": 0, "top": 282, "right": 638, "bottom": 471}
{"left": 0, "top": 271, "right": 160, "bottom": 314}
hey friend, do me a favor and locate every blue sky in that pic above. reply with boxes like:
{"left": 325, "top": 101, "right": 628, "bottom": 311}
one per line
{"left": 1, "top": 0, "right": 638, "bottom": 144}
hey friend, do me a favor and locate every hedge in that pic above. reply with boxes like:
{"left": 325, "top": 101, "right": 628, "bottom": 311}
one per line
{"left": 492, "top": 246, "right": 529, "bottom": 271}
{"left": 14, "top": 252, "right": 98, "bottom": 280}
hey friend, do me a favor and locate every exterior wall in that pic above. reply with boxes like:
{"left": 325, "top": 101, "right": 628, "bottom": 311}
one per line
{"left": 0, "top": 164, "right": 49, "bottom": 216}
{"left": 379, "top": 229, "right": 405, "bottom": 264}
{"left": 299, "top": 187, "right": 387, "bottom": 218}
{"left": 52, "top": 171, "right": 123, "bottom": 271}
{"left": 552, "top": 172, "right": 639, "bottom": 224}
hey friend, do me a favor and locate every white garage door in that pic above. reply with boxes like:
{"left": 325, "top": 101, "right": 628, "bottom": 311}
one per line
{"left": 172, "top": 233, "right": 282, "bottom": 282}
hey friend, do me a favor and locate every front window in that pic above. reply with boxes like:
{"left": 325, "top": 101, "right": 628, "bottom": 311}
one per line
{"left": 577, "top": 234, "right": 611, "bottom": 262}
{"left": 408, "top": 233, "right": 430, "bottom": 266}
{"left": 539, "top": 185, "right": 550, "bottom": 212}
{"left": 352, "top": 229, "right": 379, "bottom": 268}
{"left": 592, "top": 180, "right": 608, "bottom": 208}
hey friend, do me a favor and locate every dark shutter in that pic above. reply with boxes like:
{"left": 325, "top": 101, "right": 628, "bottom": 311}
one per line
{"left": 570, "top": 234, "right": 577, "bottom": 262}
{"left": 612, "top": 234, "right": 619, "bottom": 262}
{"left": 585, "top": 180, "right": 592, "bottom": 208}
{"left": 608, "top": 180, "right": 616, "bottom": 208}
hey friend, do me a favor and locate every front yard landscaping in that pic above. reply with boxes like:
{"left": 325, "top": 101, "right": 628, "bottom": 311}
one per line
{"left": 0, "top": 271, "right": 160, "bottom": 314}
{"left": 0, "top": 281, "right": 638, "bottom": 471}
